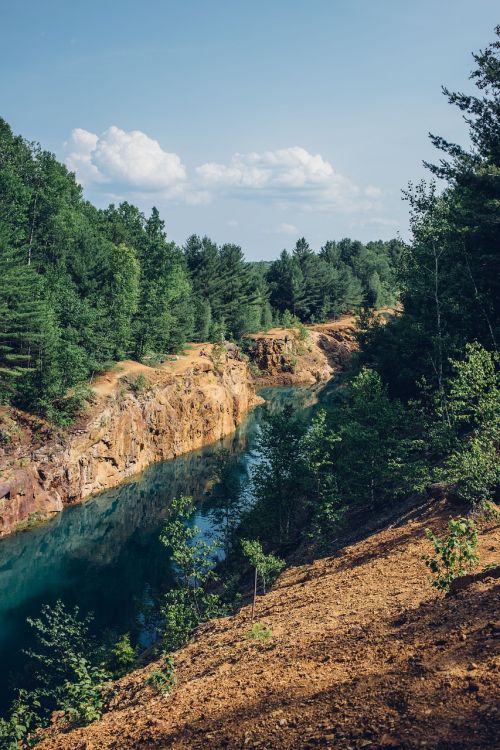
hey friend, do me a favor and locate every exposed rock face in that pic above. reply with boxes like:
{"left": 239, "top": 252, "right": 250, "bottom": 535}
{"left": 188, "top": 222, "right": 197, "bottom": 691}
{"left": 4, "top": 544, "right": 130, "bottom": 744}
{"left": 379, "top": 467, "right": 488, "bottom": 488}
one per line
{"left": 0, "top": 315, "right": 360, "bottom": 538}
{"left": 0, "top": 353, "right": 261, "bottom": 537}
{"left": 247, "top": 319, "right": 357, "bottom": 385}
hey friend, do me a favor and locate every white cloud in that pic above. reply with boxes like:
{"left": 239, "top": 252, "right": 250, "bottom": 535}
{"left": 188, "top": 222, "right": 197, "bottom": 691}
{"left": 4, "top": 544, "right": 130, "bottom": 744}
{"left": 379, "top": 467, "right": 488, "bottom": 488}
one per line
{"left": 195, "top": 146, "right": 374, "bottom": 212}
{"left": 64, "top": 128, "right": 103, "bottom": 186}
{"left": 196, "top": 146, "right": 333, "bottom": 190}
{"left": 278, "top": 222, "right": 299, "bottom": 235}
{"left": 63, "top": 129, "right": 384, "bottom": 216}
{"left": 64, "top": 126, "right": 186, "bottom": 192}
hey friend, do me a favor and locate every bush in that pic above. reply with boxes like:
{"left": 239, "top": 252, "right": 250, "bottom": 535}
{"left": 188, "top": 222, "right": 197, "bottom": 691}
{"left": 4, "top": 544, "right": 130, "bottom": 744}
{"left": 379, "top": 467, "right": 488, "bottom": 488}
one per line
{"left": 107, "top": 633, "right": 136, "bottom": 678}
{"left": 210, "top": 341, "right": 227, "bottom": 372}
{"left": 145, "top": 656, "right": 176, "bottom": 696}
{"left": 423, "top": 517, "right": 479, "bottom": 591}
{"left": 130, "top": 373, "right": 148, "bottom": 393}
{"left": 247, "top": 622, "right": 273, "bottom": 641}
{"left": 298, "top": 322, "right": 309, "bottom": 341}
{"left": 0, "top": 690, "right": 41, "bottom": 750}
{"left": 59, "top": 655, "right": 108, "bottom": 726}
{"left": 440, "top": 344, "right": 500, "bottom": 508}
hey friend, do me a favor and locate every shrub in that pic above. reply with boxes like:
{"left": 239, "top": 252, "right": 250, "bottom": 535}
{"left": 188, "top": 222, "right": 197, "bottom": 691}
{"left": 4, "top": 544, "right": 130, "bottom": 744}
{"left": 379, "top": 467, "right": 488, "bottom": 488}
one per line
{"left": 0, "top": 690, "right": 41, "bottom": 750}
{"left": 247, "top": 622, "right": 273, "bottom": 642}
{"left": 59, "top": 655, "right": 108, "bottom": 726}
{"left": 160, "top": 497, "right": 223, "bottom": 652}
{"left": 441, "top": 344, "right": 499, "bottom": 508}
{"left": 298, "top": 322, "right": 309, "bottom": 341}
{"left": 210, "top": 341, "right": 227, "bottom": 372}
{"left": 447, "top": 436, "right": 499, "bottom": 507}
{"left": 423, "top": 517, "right": 479, "bottom": 591}
{"left": 107, "top": 633, "right": 136, "bottom": 678}
{"left": 146, "top": 656, "right": 176, "bottom": 696}
{"left": 130, "top": 373, "right": 148, "bottom": 393}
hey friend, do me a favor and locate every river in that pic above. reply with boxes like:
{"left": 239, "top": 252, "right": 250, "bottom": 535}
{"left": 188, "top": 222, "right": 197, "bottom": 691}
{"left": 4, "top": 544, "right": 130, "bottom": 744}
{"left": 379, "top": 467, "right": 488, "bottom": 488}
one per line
{"left": 0, "top": 383, "right": 332, "bottom": 710}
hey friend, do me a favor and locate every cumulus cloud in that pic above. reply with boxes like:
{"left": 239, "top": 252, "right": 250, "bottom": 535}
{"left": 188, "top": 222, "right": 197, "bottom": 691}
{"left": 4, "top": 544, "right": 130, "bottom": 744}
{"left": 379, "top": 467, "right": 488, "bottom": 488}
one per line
{"left": 64, "top": 128, "right": 103, "bottom": 186}
{"left": 64, "top": 126, "right": 186, "bottom": 192}
{"left": 196, "top": 146, "right": 333, "bottom": 190}
{"left": 64, "top": 128, "right": 384, "bottom": 215}
{"left": 195, "top": 146, "right": 373, "bottom": 212}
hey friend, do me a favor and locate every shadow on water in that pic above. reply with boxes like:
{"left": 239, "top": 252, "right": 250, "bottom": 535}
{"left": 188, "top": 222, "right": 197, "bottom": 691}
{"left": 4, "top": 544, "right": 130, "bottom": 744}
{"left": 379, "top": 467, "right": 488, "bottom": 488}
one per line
{"left": 0, "top": 383, "right": 330, "bottom": 709}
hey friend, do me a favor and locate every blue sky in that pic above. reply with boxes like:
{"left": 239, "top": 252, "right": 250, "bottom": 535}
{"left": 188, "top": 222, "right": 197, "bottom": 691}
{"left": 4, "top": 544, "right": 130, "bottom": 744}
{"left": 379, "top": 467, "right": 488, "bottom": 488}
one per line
{"left": 1, "top": 0, "right": 498, "bottom": 259}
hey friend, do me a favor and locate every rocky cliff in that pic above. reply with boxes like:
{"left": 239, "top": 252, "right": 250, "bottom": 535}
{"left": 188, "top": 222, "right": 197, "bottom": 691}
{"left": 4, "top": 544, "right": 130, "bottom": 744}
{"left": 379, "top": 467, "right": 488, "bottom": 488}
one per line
{"left": 246, "top": 318, "right": 357, "bottom": 385}
{"left": 0, "top": 347, "right": 261, "bottom": 537}
{"left": 0, "top": 315, "right": 361, "bottom": 537}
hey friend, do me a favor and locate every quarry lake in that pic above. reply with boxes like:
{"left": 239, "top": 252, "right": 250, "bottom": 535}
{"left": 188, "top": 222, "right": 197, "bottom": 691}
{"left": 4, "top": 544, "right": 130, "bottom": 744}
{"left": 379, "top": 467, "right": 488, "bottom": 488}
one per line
{"left": 0, "top": 384, "right": 331, "bottom": 709}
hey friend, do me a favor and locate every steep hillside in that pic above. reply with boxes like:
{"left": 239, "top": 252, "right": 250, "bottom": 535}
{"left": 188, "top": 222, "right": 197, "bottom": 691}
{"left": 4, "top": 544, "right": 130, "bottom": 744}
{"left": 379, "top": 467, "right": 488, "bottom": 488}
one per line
{"left": 40, "top": 499, "right": 499, "bottom": 750}
{"left": 0, "top": 345, "right": 261, "bottom": 536}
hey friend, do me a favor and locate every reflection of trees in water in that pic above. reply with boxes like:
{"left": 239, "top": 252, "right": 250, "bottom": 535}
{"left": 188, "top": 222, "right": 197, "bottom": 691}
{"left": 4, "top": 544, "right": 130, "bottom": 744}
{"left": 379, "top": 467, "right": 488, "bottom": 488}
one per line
{"left": 0, "top": 384, "right": 326, "bottom": 711}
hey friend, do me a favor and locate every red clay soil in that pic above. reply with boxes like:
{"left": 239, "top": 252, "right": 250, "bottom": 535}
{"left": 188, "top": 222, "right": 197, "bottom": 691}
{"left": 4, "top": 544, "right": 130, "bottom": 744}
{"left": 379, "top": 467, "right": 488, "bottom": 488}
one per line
{"left": 40, "top": 500, "right": 499, "bottom": 750}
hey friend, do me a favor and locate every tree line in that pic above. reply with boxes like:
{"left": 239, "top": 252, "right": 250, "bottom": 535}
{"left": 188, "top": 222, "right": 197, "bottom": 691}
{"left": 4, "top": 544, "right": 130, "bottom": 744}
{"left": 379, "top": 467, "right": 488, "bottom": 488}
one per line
{"left": 0, "top": 120, "right": 401, "bottom": 420}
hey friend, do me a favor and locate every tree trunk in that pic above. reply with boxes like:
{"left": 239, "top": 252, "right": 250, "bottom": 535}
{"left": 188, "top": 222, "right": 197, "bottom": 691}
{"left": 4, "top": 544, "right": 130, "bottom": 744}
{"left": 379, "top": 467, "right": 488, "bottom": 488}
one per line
{"left": 250, "top": 567, "right": 258, "bottom": 623}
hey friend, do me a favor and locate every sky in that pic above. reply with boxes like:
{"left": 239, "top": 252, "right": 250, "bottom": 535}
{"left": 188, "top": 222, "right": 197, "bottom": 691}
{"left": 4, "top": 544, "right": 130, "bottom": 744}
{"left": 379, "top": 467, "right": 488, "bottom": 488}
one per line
{"left": 1, "top": 0, "right": 498, "bottom": 260}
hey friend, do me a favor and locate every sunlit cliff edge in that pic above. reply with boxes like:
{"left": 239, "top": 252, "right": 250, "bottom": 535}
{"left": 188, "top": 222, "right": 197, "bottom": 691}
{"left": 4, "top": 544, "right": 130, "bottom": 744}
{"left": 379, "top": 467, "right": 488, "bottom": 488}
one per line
{"left": 0, "top": 316, "right": 358, "bottom": 537}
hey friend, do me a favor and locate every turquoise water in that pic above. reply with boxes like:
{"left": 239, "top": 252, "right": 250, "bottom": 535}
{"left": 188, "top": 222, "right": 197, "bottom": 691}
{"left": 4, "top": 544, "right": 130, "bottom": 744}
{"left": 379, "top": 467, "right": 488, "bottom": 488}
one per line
{"left": 0, "top": 384, "right": 328, "bottom": 709}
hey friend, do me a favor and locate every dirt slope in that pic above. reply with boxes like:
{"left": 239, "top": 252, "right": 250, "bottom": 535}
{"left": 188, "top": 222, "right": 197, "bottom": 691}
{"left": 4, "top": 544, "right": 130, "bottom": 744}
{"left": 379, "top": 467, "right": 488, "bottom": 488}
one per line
{"left": 41, "top": 500, "right": 499, "bottom": 750}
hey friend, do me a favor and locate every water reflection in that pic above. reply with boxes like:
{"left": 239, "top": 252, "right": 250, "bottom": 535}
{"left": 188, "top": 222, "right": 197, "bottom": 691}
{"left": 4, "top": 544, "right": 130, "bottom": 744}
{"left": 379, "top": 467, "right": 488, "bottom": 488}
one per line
{"left": 0, "top": 384, "right": 327, "bottom": 706}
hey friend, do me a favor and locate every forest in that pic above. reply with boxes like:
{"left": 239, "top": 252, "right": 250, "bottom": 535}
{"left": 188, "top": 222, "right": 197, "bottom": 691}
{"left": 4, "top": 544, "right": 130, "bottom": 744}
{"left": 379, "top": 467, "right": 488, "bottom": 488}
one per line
{"left": 0, "top": 125, "right": 400, "bottom": 421}
{"left": 0, "top": 24, "right": 499, "bottom": 750}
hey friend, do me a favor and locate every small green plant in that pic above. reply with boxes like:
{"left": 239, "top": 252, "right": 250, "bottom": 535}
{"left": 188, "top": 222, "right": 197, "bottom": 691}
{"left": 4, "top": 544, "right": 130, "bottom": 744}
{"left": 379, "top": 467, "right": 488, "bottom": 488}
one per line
{"left": 248, "top": 360, "right": 261, "bottom": 379}
{"left": 247, "top": 622, "right": 273, "bottom": 641}
{"left": 145, "top": 656, "right": 176, "bottom": 695}
{"left": 107, "top": 633, "right": 137, "bottom": 678}
{"left": 59, "top": 655, "right": 108, "bottom": 726}
{"left": 298, "top": 322, "right": 309, "bottom": 341}
{"left": 423, "top": 517, "right": 479, "bottom": 591}
{"left": 210, "top": 341, "right": 227, "bottom": 372}
{"left": 130, "top": 373, "right": 148, "bottom": 393}
{"left": 0, "top": 690, "right": 41, "bottom": 750}
{"left": 241, "top": 539, "right": 285, "bottom": 622}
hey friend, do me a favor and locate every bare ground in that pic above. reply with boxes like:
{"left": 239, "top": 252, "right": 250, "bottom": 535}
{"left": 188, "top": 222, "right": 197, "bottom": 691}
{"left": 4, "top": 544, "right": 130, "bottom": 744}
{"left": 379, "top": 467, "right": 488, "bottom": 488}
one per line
{"left": 40, "top": 499, "right": 499, "bottom": 750}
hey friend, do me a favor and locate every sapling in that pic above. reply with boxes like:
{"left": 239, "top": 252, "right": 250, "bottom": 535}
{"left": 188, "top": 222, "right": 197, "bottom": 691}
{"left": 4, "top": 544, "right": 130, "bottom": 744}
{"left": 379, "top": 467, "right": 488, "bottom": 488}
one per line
{"left": 422, "top": 516, "right": 479, "bottom": 591}
{"left": 241, "top": 539, "right": 284, "bottom": 622}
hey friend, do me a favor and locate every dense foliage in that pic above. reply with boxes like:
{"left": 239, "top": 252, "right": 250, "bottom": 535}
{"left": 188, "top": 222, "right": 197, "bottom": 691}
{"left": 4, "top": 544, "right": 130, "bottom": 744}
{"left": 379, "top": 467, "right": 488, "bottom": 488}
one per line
{"left": 0, "top": 120, "right": 400, "bottom": 417}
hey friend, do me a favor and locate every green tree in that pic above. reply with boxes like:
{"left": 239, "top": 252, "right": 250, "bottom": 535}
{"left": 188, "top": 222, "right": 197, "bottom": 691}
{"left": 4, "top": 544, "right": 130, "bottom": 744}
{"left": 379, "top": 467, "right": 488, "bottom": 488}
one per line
{"left": 241, "top": 539, "right": 284, "bottom": 621}
{"left": 105, "top": 243, "right": 140, "bottom": 359}
{"left": 251, "top": 405, "right": 310, "bottom": 547}
{"left": 160, "top": 496, "right": 223, "bottom": 652}
{"left": 329, "top": 369, "right": 426, "bottom": 509}
{"left": 442, "top": 343, "right": 499, "bottom": 506}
